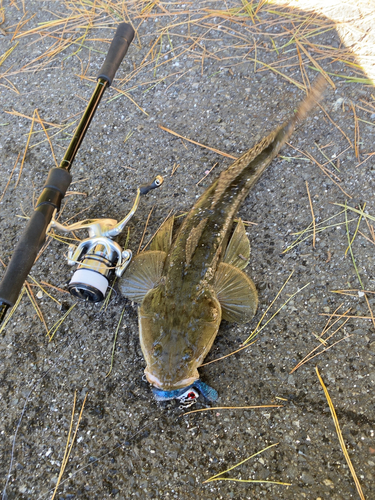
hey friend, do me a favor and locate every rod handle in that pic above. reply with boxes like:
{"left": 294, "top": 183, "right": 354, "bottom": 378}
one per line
{"left": 0, "top": 168, "right": 72, "bottom": 309}
{"left": 97, "top": 23, "right": 135, "bottom": 86}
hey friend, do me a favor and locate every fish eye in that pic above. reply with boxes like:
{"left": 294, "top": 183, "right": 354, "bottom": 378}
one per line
{"left": 182, "top": 347, "right": 193, "bottom": 361}
{"left": 153, "top": 344, "right": 163, "bottom": 357}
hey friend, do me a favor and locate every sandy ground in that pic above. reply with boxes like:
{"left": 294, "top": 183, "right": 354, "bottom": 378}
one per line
{"left": 0, "top": 1, "right": 375, "bottom": 499}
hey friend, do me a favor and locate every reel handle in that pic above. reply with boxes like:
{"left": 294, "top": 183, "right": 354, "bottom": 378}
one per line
{"left": 97, "top": 23, "right": 135, "bottom": 86}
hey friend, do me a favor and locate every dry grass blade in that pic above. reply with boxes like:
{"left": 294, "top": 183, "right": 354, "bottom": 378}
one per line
{"left": 316, "top": 367, "right": 366, "bottom": 500}
{"left": 0, "top": 152, "right": 20, "bottom": 202}
{"left": 351, "top": 103, "right": 360, "bottom": 160}
{"left": 137, "top": 205, "right": 154, "bottom": 254}
{"left": 27, "top": 275, "right": 61, "bottom": 306}
{"left": 247, "top": 56, "right": 305, "bottom": 90}
{"left": 295, "top": 37, "right": 335, "bottom": 89}
{"left": 182, "top": 404, "right": 282, "bottom": 418}
{"left": 105, "top": 306, "right": 125, "bottom": 378}
{"left": 109, "top": 85, "right": 148, "bottom": 115}
{"left": 100, "top": 276, "right": 118, "bottom": 312}
{"left": 16, "top": 109, "right": 36, "bottom": 187}
{"left": 0, "top": 287, "right": 26, "bottom": 335}
{"left": 5, "top": 109, "right": 62, "bottom": 128}
{"left": 142, "top": 209, "right": 174, "bottom": 252}
{"left": 48, "top": 303, "right": 77, "bottom": 341}
{"left": 51, "top": 391, "right": 88, "bottom": 500}
{"left": 305, "top": 180, "right": 315, "bottom": 248}
{"left": 203, "top": 442, "right": 291, "bottom": 486}
{"left": 290, "top": 307, "right": 352, "bottom": 373}
{"left": 345, "top": 203, "right": 365, "bottom": 257}
{"left": 244, "top": 279, "right": 310, "bottom": 345}
{"left": 158, "top": 124, "right": 237, "bottom": 160}
{"left": 0, "top": 41, "right": 19, "bottom": 67}
{"left": 41, "top": 281, "right": 70, "bottom": 294}
{"left": 363, "top": 293, "right": 375, "bottom": 332}
{"left": 25, "top": 282, "right": 49, "bottom": 336}
{"left": 34, "top": 109, "right": 58, "bottom": 167}
{"left": 314, "top": 141, "right": 340, "bottom": 172}
{"left": 196, "top": 162, "right": 219, "bottom": 186}
{"left": 318, "top": 103, "right": 353, "bottom": 148}
{"left": 201, "top": 339, "right": 257, "bottom": 367}
{"left": 288, "top": 144, "right": 351, "bottom": 198}
{"left": 344, "top": 201, "right": 363, "bottom": 289}
{"left": 320, "top": 313, "right": 374, "bottom": 320}
{"left": 284, "top": 209, "right": 346, "bottom": 253}
{"left": 333, "top": 203, "right": 375, "bottom": 223}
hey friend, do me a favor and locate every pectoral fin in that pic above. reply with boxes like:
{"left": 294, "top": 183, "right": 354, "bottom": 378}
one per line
{"left": 119, "top": 250, "right": 166, "bottom": 303}
{"left": 223, "top": 219, "right": 250, "bottom": 270}
{"left": 214, "top": 262, "right": 258, "bottom": 323}
{"left": 149, "top": 216, "right": 174, "bottom": 252}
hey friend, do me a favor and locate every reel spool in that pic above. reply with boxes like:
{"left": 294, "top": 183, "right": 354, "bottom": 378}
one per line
{"left": 50, "top": 175, "right": 163, "bottom": 302}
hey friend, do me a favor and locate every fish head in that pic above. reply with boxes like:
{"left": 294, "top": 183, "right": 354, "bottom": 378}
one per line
{"left": 138, "top": 285, "right": 221, "bottom": 392}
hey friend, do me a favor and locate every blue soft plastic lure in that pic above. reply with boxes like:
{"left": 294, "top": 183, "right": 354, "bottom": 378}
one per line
{"left": 152, "top": 380, "right": 218, "bottom": 404}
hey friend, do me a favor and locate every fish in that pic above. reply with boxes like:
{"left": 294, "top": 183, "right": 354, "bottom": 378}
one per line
{"left": 119, "top": 76, "right": 326, "bottom": 404}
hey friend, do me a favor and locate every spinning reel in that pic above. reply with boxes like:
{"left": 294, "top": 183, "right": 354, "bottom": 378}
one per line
{"left": 50, "top": 175, "right": 163, "bottom": 302}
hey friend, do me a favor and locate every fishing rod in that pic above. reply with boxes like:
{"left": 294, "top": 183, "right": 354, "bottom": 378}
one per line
{"left": 0, "top": 23, "right": 163, "bottom": 324}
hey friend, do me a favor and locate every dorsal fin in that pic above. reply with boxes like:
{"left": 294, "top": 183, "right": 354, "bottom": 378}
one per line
{"left": 149, "top": 216, "right": 174, "bottom": 253}
{"left": 223, "top": 219, "right": 250, "bottom": 270}
{"left": 119, "top": 250, "right": 166, "bottom": 303}
{"left": 185, "top": 218, "right": 208, "bottom": 266}
{"left": 214, "top": 262, "right": 258, "bottom": 323}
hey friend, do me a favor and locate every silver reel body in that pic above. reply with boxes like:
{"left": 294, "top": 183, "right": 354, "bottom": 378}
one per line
{"left": 50, "top": 175, "right": 163, "bottom": 302}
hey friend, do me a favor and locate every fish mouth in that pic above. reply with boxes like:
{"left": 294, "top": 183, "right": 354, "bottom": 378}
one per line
{"left": 144, "top": 367, "right": 198, "bottom": 390}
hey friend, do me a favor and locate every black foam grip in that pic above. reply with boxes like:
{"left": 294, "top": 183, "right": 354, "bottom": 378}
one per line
{"left": 0, "top": 205, "right": 55, "bottom": 307}
{"left": 43, "top": 167, "right": 72, "bottom": 194}
{"left": 97, "top": 23, "right": 135, "bottom": 86}
{"left": 37, "top": 168, "right": 72, "bottom": 208}
{"left": 0, "top": 168, "right": 72, "bottom": 307}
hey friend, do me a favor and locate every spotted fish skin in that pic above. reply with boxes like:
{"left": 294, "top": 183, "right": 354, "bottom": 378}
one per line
{"left": 120, "top": 77, "right": 326, "bottom": 396}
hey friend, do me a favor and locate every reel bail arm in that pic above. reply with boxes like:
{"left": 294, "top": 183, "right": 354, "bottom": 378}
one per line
{"left": 50, "top": 175, "right": 164, "bottom": 303}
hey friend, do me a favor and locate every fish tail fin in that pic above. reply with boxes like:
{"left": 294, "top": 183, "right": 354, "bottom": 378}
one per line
{"left": 288, "top": 75, "right": 327, "bottom": 131}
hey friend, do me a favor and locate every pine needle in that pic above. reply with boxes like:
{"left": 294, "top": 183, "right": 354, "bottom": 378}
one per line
{"left": 316, "top": 367, "right": 365, "bottom": 500}
{"left": 182, "top": 404, "right": 282, "bottom": 418}
{"left": 0, "top": 287, "right": 26, "bottom": 335}
{"left": 0, "top": 152, "right": 20, "bottom": 202}
{"left": 158, "top": 124, "right": 238, "bottom": 160}
{"left": 142, "top": 210, "right": 174, "bottom": 252}
{"left": 344, "top": 201, "right": 363, "bottom": 289}
{"left": 243, "top": 278, "right": 310, "bottom": 345}
{"left": 201, "top": 339, "right": 257, "bottom": 367}
{"left": 16, "top": 109, "right": 36, "bottom": 187}
{"left": 305, "top": 181, "right": 315, "bottom": 248}
{"left": 48, "top": 303, "right": 77, "bottom": 341}
{"left": 196, "top": 162, "right": 219, "bottom": 186}
{"left": 34, "top": 109, "right": 58, "bottom": 167}
{"left": 345, "top": 203, "right": 365, "bottom": 257}
{"left": 51, "top": 391, "right": 88, "bottom": 500}
{"left": 27, "top": 275, "right": 61, "bottom": 305}
{"left": 25, "top": 282, "right": 49, "bottom": 336}
{"left": 203, "top": 442, "right": 290, "bottom": 486}
{"left": 0, "top": 41, "right": 19, "bottom": 67}
{"left": 105, "top": 306, "right": 125, "bottom": 378}
{"left": 137, "top": 206, "right": 154, "bottom": 254}
{"left": 290, "top": 307, "right": 352, "bottom": 373}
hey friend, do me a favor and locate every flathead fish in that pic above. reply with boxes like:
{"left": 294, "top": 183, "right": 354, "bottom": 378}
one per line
{"left": 119, "top": 77, "right": 326, "bottom": 403}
